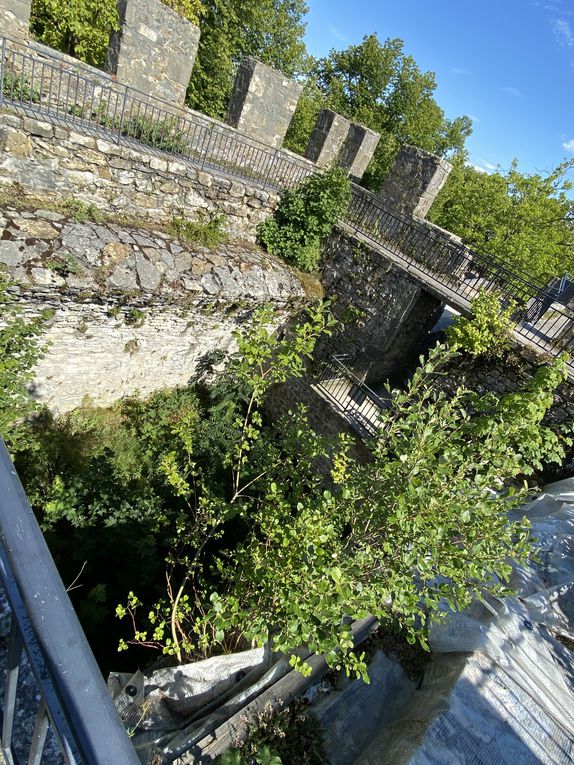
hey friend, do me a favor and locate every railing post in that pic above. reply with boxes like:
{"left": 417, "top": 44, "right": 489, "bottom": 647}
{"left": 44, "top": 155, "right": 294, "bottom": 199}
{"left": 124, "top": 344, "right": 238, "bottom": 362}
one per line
{"left": 117, "top": 86, "right": 128, "bottom": 145}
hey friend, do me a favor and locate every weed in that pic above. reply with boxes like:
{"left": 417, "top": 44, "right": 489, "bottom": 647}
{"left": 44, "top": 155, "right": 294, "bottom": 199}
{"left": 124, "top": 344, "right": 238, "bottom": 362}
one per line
{"left": 61, "top": 198, "right": 103, "bottom": 224}
{"left": 45, "top": 253, "right": 81, "bottom": 276}
{"left": 2, "top": 70, "right": 40, "bottom": 104}
{"left": 169, "top": 212, "right": 229, "bottom": 250}
{"left": 125, "top": 308, "right": 145, "bottom": 327}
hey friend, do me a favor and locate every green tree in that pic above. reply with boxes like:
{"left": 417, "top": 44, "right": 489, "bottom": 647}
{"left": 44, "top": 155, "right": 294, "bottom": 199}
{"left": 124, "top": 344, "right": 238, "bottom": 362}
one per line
{"left": 284, "top": 34, "right": 472, "bottom": 189}
{"left": 186, "top": 0, "right": 309, "bottom": 119}
{"left": 447, "top": 290, "right": 516, "bottom": 358}
{"left": 209, "top": 345, "right": 568, "bottom": 679}
{"left": 428, "top": 159, "right": 574, "bottom": 285}
{"left": 118, "top": 306, "right": 569, "bottom": 680}
{"left": 30, "top": 0, "right": 120, "bottom": 67}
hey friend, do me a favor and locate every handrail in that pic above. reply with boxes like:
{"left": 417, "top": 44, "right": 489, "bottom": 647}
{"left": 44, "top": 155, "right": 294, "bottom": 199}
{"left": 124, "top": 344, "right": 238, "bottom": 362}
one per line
{"left": 0, "top": 441, "right": 139, "bottom": 764}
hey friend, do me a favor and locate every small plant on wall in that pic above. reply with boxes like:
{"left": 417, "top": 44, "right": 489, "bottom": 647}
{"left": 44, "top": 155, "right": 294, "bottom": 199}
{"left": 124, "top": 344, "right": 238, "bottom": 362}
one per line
{"left": 447, "top": 289, "right": 516, "bottom": 357}
{"left": 257, "top": 167, "right": 351, "bottom": 272}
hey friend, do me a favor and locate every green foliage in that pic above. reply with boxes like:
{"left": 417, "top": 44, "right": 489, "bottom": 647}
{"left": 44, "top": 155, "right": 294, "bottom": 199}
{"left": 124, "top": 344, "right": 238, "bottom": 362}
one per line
{"left": 257, "top": 167, "right": 351, "bottom": 271}
{"left": 162, "top": 0, "right": 203, "bottom": 24}
{"left": 30, "top": 0, "right": 119, "bottom": 68}
{"left": 117, "top": 303, "right": 335, "bottom": 662}
{"left": 1, "top": 70, "right": 41, "bottom": 103}
{"left": 447, "top": 290, "right": 516, "bottom": 357}
{"left": 0, "top": 273, "right": 44, "bottom": 453}
{"left": 186, "top": 0, "right": 308, "bottom": 119}
{"left": 169, "top": 212, "right": 230, "bottom": 249}
{"left": 61, "top": 198, "right": 103, "bottom": 223}
{"left": 428, "top": 159, "right": 574, "bottom": 285}
{"left": 285, "top": 34, "right": 472, "bottom": 187}
{"left": 207, "top": 345, "right": 568, "bottom": 679}
{"left": 117, "top": 114, "right": 187, "bottom": 153}
{"left": 217, "top": 699, "right": 325, "bottom": 765}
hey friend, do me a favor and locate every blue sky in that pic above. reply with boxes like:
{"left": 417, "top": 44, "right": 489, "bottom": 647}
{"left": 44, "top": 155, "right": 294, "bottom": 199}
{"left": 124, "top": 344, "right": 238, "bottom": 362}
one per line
{"left": 303, "top": 0, "right": 574, "bottom": 185}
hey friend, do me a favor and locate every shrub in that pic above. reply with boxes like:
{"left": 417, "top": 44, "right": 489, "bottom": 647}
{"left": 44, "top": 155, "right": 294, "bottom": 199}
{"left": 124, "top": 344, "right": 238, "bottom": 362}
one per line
{"left": 447, "top": 289, "right": 516, "bottom": 357}
{"left": 257, "top": 167, "right": 351, "bottom": 272}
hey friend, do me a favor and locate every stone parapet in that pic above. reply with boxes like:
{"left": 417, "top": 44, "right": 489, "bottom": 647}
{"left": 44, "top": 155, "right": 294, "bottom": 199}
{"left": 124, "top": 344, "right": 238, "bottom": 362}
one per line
{"left": 0, "top": 0, "right": 31, "bottom": 39}
{"left": 106, "top": 0, "right": 200, "bottom": 105}
{"left": 305, "top": 109, "right": 351, "bottom": 168}
{"left": 378, "top": 144, "right": 452, "bottom": 219}
{"left": 227, "top": 58, "right": 302, "bottom": 148}
{"left": 339, "top": 124, "right": 380, "bottom": 181}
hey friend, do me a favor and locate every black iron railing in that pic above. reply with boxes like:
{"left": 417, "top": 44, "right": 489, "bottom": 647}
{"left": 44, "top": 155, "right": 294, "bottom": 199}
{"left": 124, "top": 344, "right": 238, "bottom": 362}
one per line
{"left": 345, "top": 187, "right": 574, "bottom": 368}
{"left": 0, "top": 35, "right": 572, "bottom": 369}
{"left": 0, "top": 36, "right": 313, "bottom": 192}
{"left": 315, "top": 355, "right": 387, "bottom": 436}
{"left": 0, "top": 442, "right": 139, "bottom": 765}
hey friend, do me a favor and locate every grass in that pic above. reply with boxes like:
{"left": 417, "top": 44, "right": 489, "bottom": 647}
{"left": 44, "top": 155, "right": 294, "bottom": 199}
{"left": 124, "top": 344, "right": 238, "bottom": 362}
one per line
{"left": 169, "top": 212, "right": 230, "bottom": 250}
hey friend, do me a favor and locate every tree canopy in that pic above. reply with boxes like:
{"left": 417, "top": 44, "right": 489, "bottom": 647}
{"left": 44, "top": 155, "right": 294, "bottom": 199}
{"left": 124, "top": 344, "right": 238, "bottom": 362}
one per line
{"left": 186, "top": 0, "right": 309, "bottom": 118}
{"left": 429, "top": 159, "right": 574, "bottom": 286}
{"left": 284, "top": 34, "right": 472, "bottom": 189}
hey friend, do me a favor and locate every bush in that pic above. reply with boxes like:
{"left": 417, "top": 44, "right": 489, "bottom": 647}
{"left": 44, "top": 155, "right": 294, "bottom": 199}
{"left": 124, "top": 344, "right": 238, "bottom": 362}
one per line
{"left": 447, "top": 289, "right": 516, "bottom": 357}
{"left": 257, "top": 167, "right": 351, "bottom": 272}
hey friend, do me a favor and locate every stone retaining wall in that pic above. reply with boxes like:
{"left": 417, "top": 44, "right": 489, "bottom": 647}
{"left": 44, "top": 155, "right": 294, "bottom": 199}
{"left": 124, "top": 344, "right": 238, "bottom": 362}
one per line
{"left": 0, "top": 205, "right": 308, "bottom": 413}
{"left": 0, "top": 112, "right": 280, "bottom": 240}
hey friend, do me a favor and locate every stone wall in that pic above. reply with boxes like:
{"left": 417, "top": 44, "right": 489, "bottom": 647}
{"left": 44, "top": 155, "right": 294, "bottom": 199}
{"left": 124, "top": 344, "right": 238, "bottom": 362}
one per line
{"left": 107, "top": 0, "right": 201, "bottom": 105}
{"left": 0, "top": 112, "right": 280, "bottom": 241}
{"left": 1, "top": 0, "right": 30, "bottom": 39}
{"left": 227, "top": 58, "right": 303, "bottom": 149}
{"left": 317, "top": 231, "right": 443, "bottom": 387}
{"left": 0, "top": 205, "right": 308, "bottom": 413}
{"left": 378, "top": 144, "right": 452, "bottom": 219}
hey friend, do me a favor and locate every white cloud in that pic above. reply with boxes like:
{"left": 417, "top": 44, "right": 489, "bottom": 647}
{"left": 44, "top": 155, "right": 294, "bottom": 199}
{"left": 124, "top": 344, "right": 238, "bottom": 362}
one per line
{"left": 327, "top": 23, "right": 348, "bottom": 43}
{"left": 563, "top": 138, "right": 574, "bottom": 152}
{"left": 472, "top": 164, "right": 488, "bottom": 174}
{"left": 499, "top": 86, "right": 524, "bottom": 97}
{"left": 452, "top": 67, "right": 471, "bottom": 75}
{"left": 552, "top": 18, "right": 574, "bottom": 47}
{"left": 468, "top": 114, "right": 480, "bottom": 124}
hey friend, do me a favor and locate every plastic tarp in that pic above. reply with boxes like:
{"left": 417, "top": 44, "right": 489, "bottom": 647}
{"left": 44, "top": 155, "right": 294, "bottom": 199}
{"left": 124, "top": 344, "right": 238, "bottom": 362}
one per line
{"left": 353, "top": 479, "right": 574, "bottom": 765}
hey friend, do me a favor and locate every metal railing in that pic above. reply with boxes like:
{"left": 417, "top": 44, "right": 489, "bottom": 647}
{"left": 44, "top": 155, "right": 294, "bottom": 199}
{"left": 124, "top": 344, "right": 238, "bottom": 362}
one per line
{"left": 315, "top": 355, "right": 388, "bottom": 436}
{"left": 0, "top": 36, "right": 313, "bottom": 192}
{"left": 345, "top": 186, "right": 574, "bottom": 367}
{"left": 0, "top": 442, "right": 139, "bottom": 765}
{"left": 0, "top": 35, "right": 572, "bottom": 368}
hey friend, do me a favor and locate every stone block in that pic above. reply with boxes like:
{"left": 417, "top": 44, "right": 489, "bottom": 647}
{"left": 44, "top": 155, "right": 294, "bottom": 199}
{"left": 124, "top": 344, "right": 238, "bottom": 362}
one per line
{"left": 227, "top": 58, "right": 302, "bottom": 149}
{"left": 339, "top": 123, "right": 380, "bottom": 181}
{"left": 305, "top": 109, "right": 351, "bottom": 168}
{"left": 377, "top": 144, "right": 452, "bottom": 219}
{"left": 106, "top": 0, "right": 201, "bottom": 105}
{"left": 0, "top": 0, "right": 31, "bottom": 39}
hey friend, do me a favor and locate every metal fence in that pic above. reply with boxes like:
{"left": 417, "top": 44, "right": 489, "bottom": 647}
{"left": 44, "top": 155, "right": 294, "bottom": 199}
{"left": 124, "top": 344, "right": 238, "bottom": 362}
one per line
{"left": 0, "top": 442, "right": 139, "bottom": 765}
{"left": 346, "top": 187, "right": 574, "bottom": 367}
{"left": 0, "top": 36, "right": 313, "bottom": 192}
{"left": 0, "top": 35, "right": 572, "bottom": 367}
{"left": 315, "top": 355, "right": 388, "bottom": 436}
